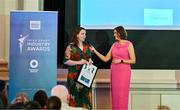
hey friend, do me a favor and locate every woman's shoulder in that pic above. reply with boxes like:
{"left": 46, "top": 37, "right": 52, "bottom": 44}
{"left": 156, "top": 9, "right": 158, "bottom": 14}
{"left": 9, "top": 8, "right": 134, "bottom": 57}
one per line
{"left": 126, "top": 40, "right": 132, "bottom": 45}
{"left": 125, "top": 40, "right": 133, "bottom": 48}
{"left": 112, "top": 40, "right": 132, "bottom": 48}
{"left": 69, "top": 42, "right": 75, "bottom": 45}
{"left": 67, "top": 42, "right": 76, "bottom": 47}
{"left": 66, "top": 43, "right": 76, "bottom": 50}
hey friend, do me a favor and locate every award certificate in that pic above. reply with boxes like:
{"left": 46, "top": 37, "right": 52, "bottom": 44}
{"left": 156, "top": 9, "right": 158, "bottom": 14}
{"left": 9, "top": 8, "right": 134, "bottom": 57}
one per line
{"left": 77, "top": 64, "right": 98, "bottom": 88}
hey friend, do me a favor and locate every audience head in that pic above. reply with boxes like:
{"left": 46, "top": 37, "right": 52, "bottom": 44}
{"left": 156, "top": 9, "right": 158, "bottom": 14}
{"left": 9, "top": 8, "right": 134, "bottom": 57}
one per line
{"left": 51, "top": 85, "right": 69, "bottom": 103}
{"left": 33, "top": 89, "right": 48, "bottom": 108}
{"left": 12, "top": 92, "right": 29, "bottom": 104}
{"left": 47, "top": 96, "right": 61, "bottom": 110}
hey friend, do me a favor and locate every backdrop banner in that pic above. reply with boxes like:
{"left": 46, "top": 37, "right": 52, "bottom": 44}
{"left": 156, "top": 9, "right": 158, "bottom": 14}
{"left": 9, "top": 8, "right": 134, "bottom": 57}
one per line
{"left": 9, "top": 11, "right": 58, "bottom": 101}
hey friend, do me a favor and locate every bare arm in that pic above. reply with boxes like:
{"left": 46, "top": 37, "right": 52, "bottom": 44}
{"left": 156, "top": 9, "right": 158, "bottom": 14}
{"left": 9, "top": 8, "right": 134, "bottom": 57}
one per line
{"left": 65, "top": 59, "right": 88, "bottom": 66}
{"left": 124, "top": 42, "right": 136, "bottom": 64}
{"left": 64, "top": 45, "right": 88, "bottom": 66}
{"left": 91, "top": 45, "right": 113, "bottom": 62}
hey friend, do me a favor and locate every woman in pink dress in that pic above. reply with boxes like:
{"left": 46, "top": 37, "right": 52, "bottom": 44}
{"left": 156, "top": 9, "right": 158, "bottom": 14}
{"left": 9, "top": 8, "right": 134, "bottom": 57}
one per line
{"left": 90, "top": 26, "right": 136, "bottom": 110}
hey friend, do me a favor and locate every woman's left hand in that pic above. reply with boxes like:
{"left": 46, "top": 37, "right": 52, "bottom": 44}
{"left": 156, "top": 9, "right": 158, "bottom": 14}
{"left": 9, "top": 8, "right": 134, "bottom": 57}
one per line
{"left": 88, "top": 59, "right": 93, "bottom": 65}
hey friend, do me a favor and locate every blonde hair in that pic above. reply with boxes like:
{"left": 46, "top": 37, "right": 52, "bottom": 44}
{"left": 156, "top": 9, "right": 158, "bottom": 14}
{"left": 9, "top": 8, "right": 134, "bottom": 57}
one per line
{"left": 12, "top": 92, "right": 29, "bottom": 104}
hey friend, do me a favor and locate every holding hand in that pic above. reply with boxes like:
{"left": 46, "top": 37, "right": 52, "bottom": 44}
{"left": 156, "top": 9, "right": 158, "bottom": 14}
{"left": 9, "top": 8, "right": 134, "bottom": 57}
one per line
{"left": 79, "top": 59, "right": 88, "bottom": 65}
{"left": 89, "top": 46, "right": 96, "bottom": 53}
{"left": 79, "top": 59, "right": 93, "bottom": 65}
{"left": 88, "top": 59, "right": 93, "bottom": 65}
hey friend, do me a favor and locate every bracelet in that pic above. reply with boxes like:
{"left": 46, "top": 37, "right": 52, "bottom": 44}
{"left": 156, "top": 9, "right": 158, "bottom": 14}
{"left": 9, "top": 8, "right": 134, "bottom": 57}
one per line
{"left": 121, "top": 60, "right": 124, "bottom": 63}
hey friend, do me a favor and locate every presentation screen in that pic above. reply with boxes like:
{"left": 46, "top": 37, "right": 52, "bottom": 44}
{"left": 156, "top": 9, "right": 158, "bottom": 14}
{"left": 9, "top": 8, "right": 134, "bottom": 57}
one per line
{"left": 80, "top": 0, "right": 180, "bottom": 30}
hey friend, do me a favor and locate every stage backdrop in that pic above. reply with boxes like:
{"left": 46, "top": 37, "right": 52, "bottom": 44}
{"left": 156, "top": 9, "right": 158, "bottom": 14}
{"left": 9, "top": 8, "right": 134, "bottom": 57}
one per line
{"left": 9, "top": 11, "right": 58, "bottom": 101}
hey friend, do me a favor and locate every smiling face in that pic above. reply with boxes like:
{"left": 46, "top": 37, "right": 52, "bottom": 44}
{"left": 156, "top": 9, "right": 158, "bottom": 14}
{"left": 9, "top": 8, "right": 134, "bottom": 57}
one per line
{"left": 113, "top": 29, "right": 120, "bottom": 40}
{"left": 77, "top": 29, "right": 86, "bottom": 42}
{"left": 114, "top": 26, "right": 127, "bottom": 40}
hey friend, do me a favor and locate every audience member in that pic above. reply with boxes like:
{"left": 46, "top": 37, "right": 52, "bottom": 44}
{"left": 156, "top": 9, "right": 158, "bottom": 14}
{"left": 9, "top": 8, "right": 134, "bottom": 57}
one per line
{"left": 8, "top": 102, "right": 25, "bottom": 109}
{"left": 51, "top": 85, "right": 87, "bottom": 110}
{"left": 24, "top": 100, "right": 42, "bottom": 109}
{"left": 11, "top": 92, "right": 29, "bottom": 104}
{"left": 47, "top": 96, "right": 61, "bottom": 110}
{"left": 33, "top": 89, "right": 48, "bottom": 109}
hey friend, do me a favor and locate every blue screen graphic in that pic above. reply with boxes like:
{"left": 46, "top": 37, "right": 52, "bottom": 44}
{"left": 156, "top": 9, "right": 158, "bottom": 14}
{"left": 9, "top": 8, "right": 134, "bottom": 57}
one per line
{"left": 80, "top": 0, "right": 180, "bottom": 30}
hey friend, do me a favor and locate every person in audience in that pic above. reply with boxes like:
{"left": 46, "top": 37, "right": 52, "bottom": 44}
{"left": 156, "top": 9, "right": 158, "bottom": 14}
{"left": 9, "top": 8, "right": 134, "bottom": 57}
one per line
{"left": 47, "top": 96, "right": 61, "bottom": 110}
{"left": 90, "top": 26, "right": 136, "bottom": 110}
{"left": 8, "top": 102, "right": 25, "bottom": 109}
{"left": 11, "top": 92, "right": 29, "bottom": 104}
{"left": 63, "top": 27, "right": 93, "bottom": 109}
{"left": 51, "top": 85, "right": 87, "bottom": 110}
{"left": 24, "top": 100, "right": 42, "bottom": 109}
{"left": 33, "top": 89, "right": 48, "bottom": 109}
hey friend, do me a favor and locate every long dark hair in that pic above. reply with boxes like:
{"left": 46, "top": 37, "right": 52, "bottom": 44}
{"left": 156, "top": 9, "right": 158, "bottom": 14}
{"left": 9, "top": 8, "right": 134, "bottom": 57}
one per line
{"left": 114, "top": 26, "right": 127, "bottom": 40}
{"left": 71, "top": 27, "right": 86, "bottom": 46}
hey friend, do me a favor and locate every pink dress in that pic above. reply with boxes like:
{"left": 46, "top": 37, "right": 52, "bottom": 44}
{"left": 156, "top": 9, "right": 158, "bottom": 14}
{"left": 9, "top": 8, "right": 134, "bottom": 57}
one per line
{"left": 111, "top": 41, "right": 131, "bottom": 110}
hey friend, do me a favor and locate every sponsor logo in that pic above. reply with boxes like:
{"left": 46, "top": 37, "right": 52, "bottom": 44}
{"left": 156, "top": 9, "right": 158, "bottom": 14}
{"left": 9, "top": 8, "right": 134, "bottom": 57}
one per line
{"left": 30, "top": 21, "right": 41, "bottom": 30}
{"left": 29, "top": 59, "right": 39, "bottom": 73}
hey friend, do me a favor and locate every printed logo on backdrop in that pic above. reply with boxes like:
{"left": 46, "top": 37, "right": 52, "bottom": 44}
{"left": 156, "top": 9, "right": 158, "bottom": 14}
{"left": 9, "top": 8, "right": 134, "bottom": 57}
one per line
{"left": 29, "top": 59, "right": 39, "bottom": 73}
{"left": 18, "top": 34, "right": 29, "bottom": 54}
{"left": 9, "top": 11, "right": 58, "bottom": 102}
{"left": 17, "top": 20, "right": 50, "bottom": 54}
{"left": 18, "top": 34, "right": 50, "bottom": 54}
{"left": 30, "top": 21, "right": 41, "bottom": 30}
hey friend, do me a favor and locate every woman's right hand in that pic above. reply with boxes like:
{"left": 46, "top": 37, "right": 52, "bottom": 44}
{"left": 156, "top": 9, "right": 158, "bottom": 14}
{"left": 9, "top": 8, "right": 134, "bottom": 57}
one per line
{"left": 89, "top": 45, "right": 96, "bottom": 53}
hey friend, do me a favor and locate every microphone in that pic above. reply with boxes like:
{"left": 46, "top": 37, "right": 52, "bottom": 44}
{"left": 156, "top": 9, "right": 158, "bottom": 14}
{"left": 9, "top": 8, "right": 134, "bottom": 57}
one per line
{"left": 86, "top": 41, "right": 94, "bottom": 55}
{"left": 86, "top": 41, "right": 92, "bottom": 46}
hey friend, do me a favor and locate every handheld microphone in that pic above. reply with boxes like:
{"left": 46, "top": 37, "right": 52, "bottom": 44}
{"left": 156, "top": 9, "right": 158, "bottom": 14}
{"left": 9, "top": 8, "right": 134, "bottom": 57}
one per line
{"left": 86, "top": 41, "right": 92, "bottom": 46}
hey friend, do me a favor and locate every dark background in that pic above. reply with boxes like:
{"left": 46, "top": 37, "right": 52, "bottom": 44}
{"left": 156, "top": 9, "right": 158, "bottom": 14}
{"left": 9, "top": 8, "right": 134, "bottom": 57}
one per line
{"left": 44, "top": 0, "right": 180, "bottom": 69}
